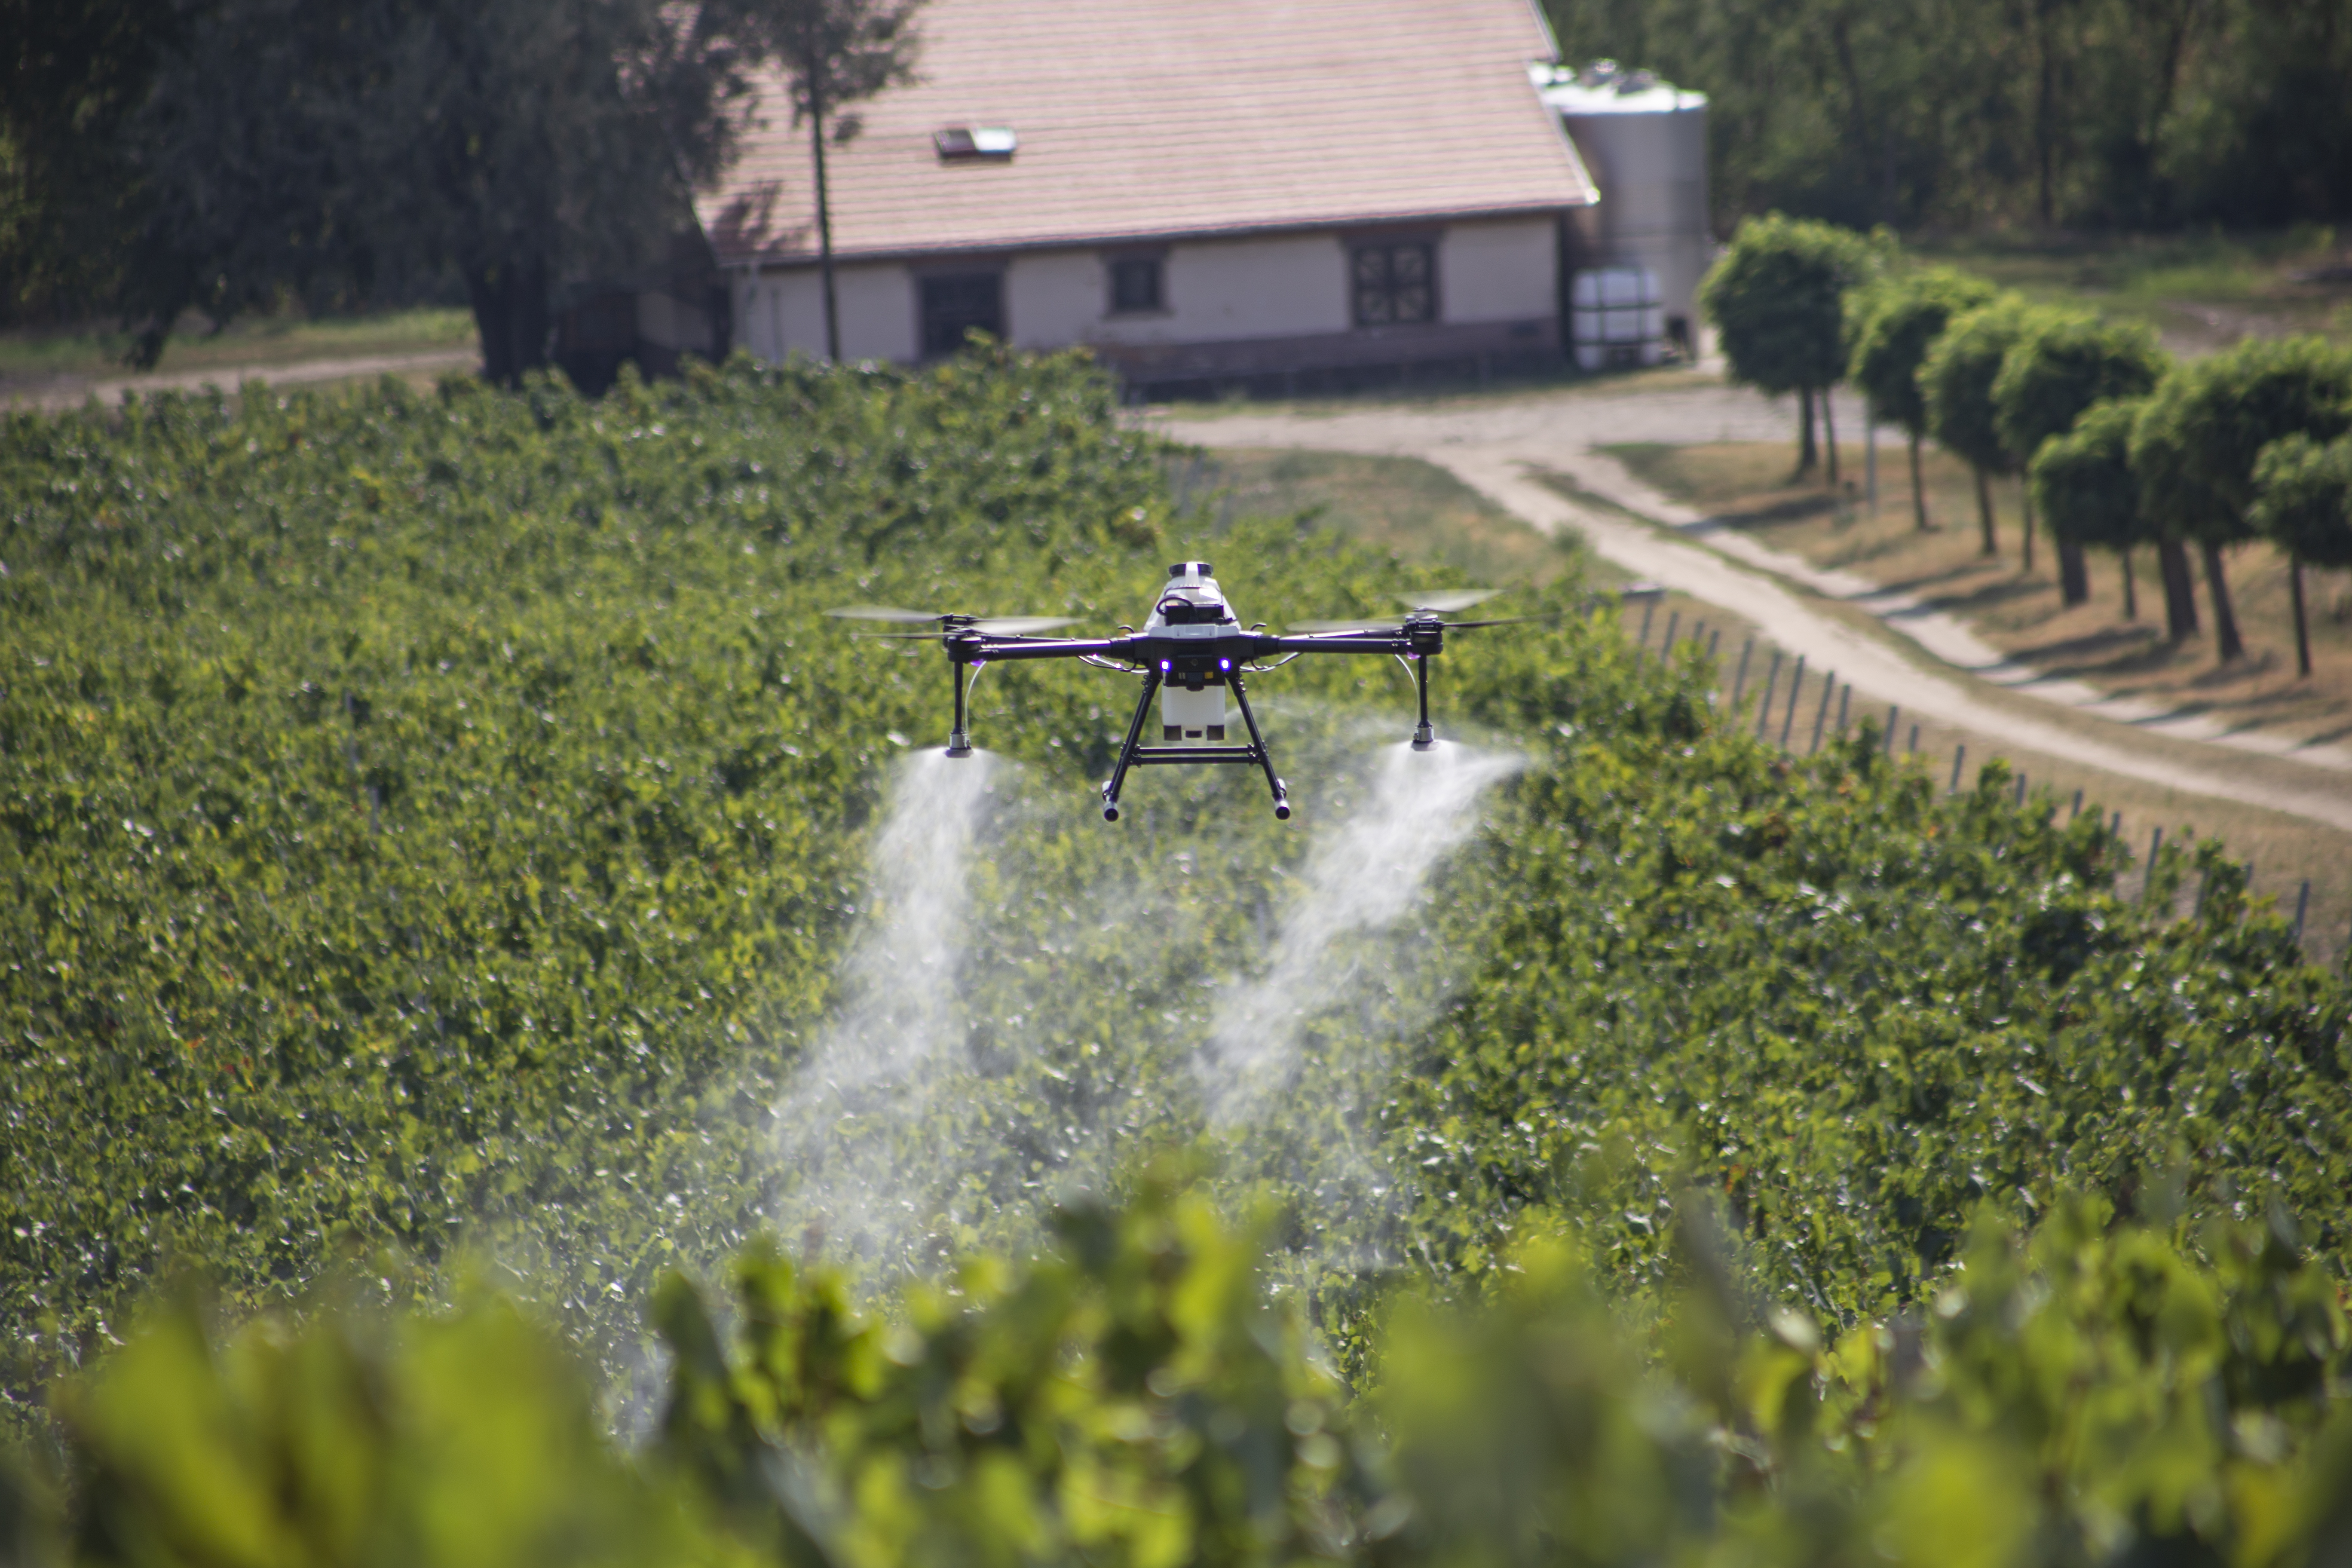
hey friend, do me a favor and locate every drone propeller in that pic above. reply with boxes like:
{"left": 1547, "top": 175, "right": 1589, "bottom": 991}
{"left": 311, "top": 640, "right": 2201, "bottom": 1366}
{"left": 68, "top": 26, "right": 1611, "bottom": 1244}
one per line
{"left": 1393, "top": 588, "right": 1501, "bottom": 614}
{"left": 826, "top": 605, "right": 1078, "bottom": 637}
{"left": 1290, "top": 587, "right": 1510, "bottom": 635}
{"left": 1286, "top": 619, "right": 1402, "bottom": 635}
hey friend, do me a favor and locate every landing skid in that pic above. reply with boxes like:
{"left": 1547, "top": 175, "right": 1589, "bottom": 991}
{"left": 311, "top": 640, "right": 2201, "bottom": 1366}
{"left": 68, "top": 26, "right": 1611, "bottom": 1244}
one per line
{"left": 1101, "top": 670, "right": 1289, "bottom": 821}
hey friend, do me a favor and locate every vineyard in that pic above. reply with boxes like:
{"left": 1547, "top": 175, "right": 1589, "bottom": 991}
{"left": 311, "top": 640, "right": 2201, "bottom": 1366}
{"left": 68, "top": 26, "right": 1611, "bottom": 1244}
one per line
{"left": 4, "top": 352, "right": 2351, "bottom": 1565}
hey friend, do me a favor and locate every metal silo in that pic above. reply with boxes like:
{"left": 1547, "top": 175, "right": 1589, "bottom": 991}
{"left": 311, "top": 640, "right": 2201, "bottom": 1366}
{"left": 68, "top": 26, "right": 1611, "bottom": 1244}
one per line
{"left": 1534, "top": 61, "right": 1713, "bottom": 368}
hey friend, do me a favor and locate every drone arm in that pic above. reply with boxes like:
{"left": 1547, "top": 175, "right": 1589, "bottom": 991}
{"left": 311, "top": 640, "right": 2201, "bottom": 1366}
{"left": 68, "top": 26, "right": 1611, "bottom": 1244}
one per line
{"left": 1252, "top": 634, "right": 1419, "bottom": 657}
{"left": 961, "top": 635, "right": 1133, "bottom": 663}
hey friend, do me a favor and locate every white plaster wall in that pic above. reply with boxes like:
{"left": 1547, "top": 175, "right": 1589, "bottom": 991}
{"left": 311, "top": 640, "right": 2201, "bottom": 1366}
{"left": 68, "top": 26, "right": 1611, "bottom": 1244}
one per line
{"left": 737, "top": 263, "right": 916, "bottom": 362}
{"left": 1090, "top": 234, "right": 1351, "bottom": 347}
{"left": 1440, "top": 217, "right": 1558, "bottom": 323}
{"left": 1005, "top": 251, "right": 1103, "bottom": 350}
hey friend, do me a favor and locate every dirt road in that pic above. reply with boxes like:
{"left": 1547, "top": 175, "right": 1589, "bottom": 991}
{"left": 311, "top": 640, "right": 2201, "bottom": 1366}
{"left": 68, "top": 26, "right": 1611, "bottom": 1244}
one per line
{"left": 1145, "top": 382, "right": 2352, "bottom": 834}
{"left": 3, "top": 347, "right": 479, "bottom": 412}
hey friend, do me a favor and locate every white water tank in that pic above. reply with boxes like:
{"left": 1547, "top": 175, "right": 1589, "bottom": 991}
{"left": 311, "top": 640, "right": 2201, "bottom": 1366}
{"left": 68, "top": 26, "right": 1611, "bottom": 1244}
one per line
{"left": 1569, "top": 267, "right": 1666, "bottom": 369}
{"left": 1535, "top": 61, "right": 1712, "bottom": 364}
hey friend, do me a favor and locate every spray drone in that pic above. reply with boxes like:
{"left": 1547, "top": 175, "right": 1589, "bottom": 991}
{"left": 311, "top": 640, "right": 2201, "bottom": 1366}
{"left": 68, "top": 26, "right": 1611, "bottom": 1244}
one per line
{"left": 831, "top": 563, "right": 1652, "bottom": 822}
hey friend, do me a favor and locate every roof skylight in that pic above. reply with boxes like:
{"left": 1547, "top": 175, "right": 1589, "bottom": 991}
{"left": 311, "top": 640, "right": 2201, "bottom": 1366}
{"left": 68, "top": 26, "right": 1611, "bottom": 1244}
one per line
{"left": 934, "top": 126, "right": 1017, "bottom": 162}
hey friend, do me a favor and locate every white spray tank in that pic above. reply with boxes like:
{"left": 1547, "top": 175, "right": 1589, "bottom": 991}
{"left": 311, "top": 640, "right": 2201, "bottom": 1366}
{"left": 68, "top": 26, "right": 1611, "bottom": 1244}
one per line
{"left": 1146, "top": 561, "right": 1234, "bottom": 742}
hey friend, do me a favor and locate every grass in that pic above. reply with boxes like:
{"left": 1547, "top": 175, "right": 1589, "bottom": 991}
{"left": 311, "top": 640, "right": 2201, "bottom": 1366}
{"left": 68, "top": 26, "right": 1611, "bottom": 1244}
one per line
{"left": 1910, "top": 228, "right": 2352, "bottom": 354}
{"left": 1187, "top": 447, "right": 1583, "bottom": 588}
{"left": 1609, "top": 439, "right": 2352, "bottom": 754}
{"left": 0, "top": 305, "right": 478, "bottom": 388}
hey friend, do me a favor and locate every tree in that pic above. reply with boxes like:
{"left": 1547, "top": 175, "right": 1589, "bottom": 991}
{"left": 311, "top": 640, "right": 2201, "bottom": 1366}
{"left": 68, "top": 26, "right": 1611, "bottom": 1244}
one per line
{"left": 1848, "top": 267, "right": 1998, "bottom": 531}
{"left": 1699, "top": 213, "right": 1877, "bottom": 481}
{"left": 0, "top": 0, "right": 183, "bottom": 324}
{"left": 118, "top": 0, "right": 909, "bottom": 385}
{"left": 1992, "top": 310, "right": 2167, "bottom": 604}
{"left": 2251, "top": 433, "right": 2352, "bottom": 678}
{"left": 1919, "top": 295, "right": 2031, "bottom": 557}
{"left": 2129, "top": 336, "right": 2352, "bottom": 663}
{"left": 738, "top": 0, "right": 924, "bottom": 364}
{"left": 2030, "top": 399, "right": 2150, "bottom": 621}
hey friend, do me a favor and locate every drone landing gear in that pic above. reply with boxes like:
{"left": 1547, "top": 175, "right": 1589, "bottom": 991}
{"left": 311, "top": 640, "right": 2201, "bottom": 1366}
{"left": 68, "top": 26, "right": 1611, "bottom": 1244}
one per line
{"left": 1101, "top": 670, "right": 1290, "bottom": 822}
{"left": 945, "top": 657, "right": 975, "bottom": 757}
{"left": 1409, "top": 653, "right": 1438, "bottom": 751}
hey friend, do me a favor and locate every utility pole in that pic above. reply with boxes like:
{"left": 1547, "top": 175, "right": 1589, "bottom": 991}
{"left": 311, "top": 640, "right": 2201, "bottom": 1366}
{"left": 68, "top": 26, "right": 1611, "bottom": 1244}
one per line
{"left": 807, "top": 13, "right": 841, "bottom": 362}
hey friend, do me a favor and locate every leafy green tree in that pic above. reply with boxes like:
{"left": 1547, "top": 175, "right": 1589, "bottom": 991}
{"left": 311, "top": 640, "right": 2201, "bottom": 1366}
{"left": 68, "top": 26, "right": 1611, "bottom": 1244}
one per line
{"left": 1919, "top": 294, "right": 2031, "bottom": 557}
{"left": 1699, "top": 213, "right": 1877, "bottom": 480}
{"left": 2130, "top": 336, "right": 2352, "bottom": 662}
{"left": 2251, "top": 432, "right": 2352, "bottom": 678}
{"left": 0, "top": 0, "right": 181, "bottom": 324}
{"left": 1848, "top": 266, "right": 1997, "bottom": 531}
{"left": 1992, "top": 310, "right": 2167, "bottom": 603}
{"left": 2031, "top": 399, "right": 2150, "bottom": 620}
{"left": 735, "top": 0, "right": 925, "bottom": 364}
{"left": 121, "top": 0, "right": 871, "bottom": 383}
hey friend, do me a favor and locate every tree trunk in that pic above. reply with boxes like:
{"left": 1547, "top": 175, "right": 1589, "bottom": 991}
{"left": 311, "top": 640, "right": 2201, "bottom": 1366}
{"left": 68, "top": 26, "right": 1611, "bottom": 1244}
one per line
{"left": 1975, "top": 466, "right": 1998, "bottom": 555}
{"left": 465, "top": 255, "right": 549, "bottom": 387}
{"left": 1821, "top": 385, "right": 1840, "bottom": 484}
{"left": 2158, "top": 538, "right": 2198, "bottom": 639}
{"left": 1909, "top": 433, "right": 1929, "bottom": 530}
{"left": 2021, "top": 481, "right": 2036, "bottom": 572}
{"left": 2288, "top": 558, "right": 2311, "bottom": 677}
{"left": 809, "top": 43, "right": 840, "bottom": 362}
{"left": 2058, "top": 535, "right": 2089, "bottom": 604}
{"left": 2201, "top": 542, "right": 2243, "bottom": 661}
{"left": 2119, "top": 545, "right": 2137, "bottom": 619}
{"left": 1796, "top": 386, "right": 1818, "bottom": 477}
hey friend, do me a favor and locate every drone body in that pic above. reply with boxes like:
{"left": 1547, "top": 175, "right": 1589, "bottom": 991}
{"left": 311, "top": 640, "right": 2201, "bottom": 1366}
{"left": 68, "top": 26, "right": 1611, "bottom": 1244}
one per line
{"left": 833, "top": 563, "right": 1645, "bottom": 822}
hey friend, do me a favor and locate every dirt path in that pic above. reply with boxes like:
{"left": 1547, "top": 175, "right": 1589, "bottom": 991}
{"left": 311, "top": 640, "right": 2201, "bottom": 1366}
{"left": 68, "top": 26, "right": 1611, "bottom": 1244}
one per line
{"left": 1144, "top": 384, "right": 2352, "bottom": 834}
{"left": 3, "top": 347, "right": 479, "bottom": 412}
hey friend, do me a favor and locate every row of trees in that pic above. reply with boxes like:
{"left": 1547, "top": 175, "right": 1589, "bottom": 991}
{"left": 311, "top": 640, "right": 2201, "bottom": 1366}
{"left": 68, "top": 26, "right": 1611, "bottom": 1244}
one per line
{"left": 1542, "top": 0, "right": 2352, "bottom": 232}
{"left": 1701, "top": 217, "right": 2352, "bottom": 674}
{"left": 0, "top": 0, "right": 920, "bottom": 377}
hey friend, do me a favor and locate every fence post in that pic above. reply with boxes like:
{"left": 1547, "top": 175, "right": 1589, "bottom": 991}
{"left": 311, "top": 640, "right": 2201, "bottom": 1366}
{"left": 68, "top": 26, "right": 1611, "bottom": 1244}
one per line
{"left": 1661, "top": 610, "right": 1681, "bottom": 660}
{"left": 1808, "top": 671, "right": 1836, "bottom": 753}
{"left": 2014, "top": 773, "right": 2027, "bottom": 806}
{"left": 1756, "top": 652, "right": 1782, "bottom": 739}
{"left": 1706, "top": 629, "right": 1721, "bottom": 662}
{"left": 2070, "top": 788, "right": 2083, "bottom": 820}
{"left": 1731, "top": 639, "right": 1755, "bottom": 711}
{"left": 1908, "top": 723, "right": 1920, "bottom": 753}
{"left": 1884, "top": 705, "right": 1899, "bottom": 753}
{"left": 1949, "top": 744, "right": 1966, "bottom": 793}
{"left": 1779, "top": 656, "right": 1807, "bottom": 748}
{"left": 2295, "top": 881, "right": 2311, "bottom": 943}
{"left": 1835, "top": 683, "right": 1851, "bottom": 736}
{"left": 2145, "top": 827, "right": 2164, "bottom": 903}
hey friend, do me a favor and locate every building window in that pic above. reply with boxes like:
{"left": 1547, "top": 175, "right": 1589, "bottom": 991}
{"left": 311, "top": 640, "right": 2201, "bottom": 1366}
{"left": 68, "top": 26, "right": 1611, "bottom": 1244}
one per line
{"left": 1351, "top": 242, "right": 1435, "bottom": 326}
{"left": 921, "top": 272, "right": 1002, "bottom": 356}
{"left": 1108, "top": 256, "right": 1163, "bottom": 314}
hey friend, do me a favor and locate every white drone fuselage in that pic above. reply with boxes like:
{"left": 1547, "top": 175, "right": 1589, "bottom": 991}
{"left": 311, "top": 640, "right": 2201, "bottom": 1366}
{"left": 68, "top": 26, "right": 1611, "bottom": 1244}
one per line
{"left": 1145, "top": 562, "right": 1239, "bottom": 743}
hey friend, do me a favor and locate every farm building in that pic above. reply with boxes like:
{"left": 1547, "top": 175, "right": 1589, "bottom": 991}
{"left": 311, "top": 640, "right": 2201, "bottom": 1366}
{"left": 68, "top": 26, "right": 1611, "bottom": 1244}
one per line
{"left": 688, "top": 0, "right": 1602, "bottom": 399}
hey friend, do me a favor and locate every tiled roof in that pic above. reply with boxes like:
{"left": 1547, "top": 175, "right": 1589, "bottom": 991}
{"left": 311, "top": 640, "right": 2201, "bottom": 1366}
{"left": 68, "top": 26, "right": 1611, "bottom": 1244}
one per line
{"left": 700, "top": 0, "right": 1594, "bottom": 267}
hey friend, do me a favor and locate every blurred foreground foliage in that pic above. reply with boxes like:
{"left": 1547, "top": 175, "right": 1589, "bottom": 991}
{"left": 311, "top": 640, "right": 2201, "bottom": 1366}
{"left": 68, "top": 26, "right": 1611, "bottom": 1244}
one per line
{"left": 8, "top": 1173, "right": 2352, "bottom": 1568}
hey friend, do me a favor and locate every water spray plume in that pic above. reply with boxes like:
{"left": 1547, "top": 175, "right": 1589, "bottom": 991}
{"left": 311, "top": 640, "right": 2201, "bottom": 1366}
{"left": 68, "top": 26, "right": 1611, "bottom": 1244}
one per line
{"left": 768, "top": 750, "right": 994, "bottom": 1262}
{"left": 1198, "top": 741, "right": 1520, "bottom": 1128}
